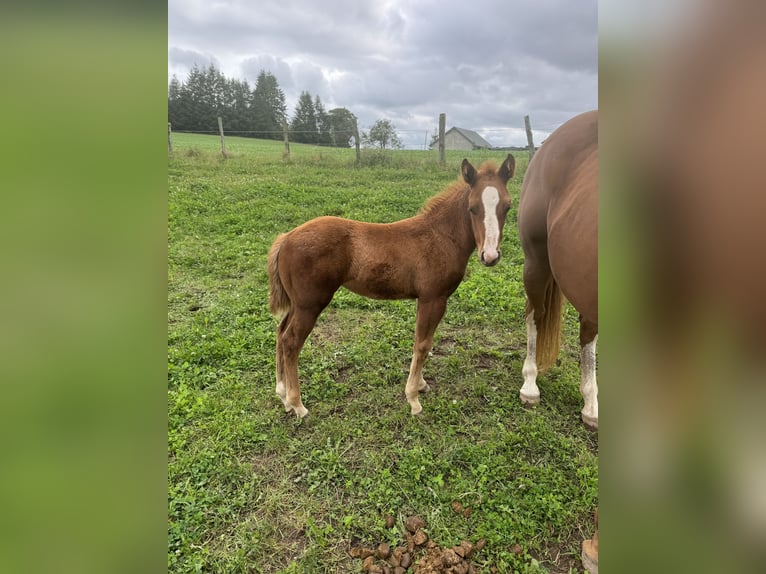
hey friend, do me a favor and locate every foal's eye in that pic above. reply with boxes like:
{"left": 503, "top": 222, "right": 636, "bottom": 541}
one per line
{"left": 468, "top": 205, "right": 479, "bottom": 215}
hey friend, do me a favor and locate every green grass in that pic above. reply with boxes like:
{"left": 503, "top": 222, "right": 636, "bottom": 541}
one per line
{"left": 168, "top": 134, "right": 597, "bottom": 573}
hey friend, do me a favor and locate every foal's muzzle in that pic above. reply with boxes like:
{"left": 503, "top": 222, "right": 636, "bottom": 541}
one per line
{"left": 480, "top": 249, "right": 501, "bottom": 266}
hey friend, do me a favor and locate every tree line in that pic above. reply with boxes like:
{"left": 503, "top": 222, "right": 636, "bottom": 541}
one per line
{"left": 168, "top": 64, "right": 358, "bottom": 147}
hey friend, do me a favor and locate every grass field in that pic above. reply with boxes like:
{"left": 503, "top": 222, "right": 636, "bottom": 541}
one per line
{"left": 168, "top": 134, "right": 598, "bottom": 573}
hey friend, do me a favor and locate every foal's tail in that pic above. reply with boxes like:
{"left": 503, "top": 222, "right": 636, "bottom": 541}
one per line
{"left": 267, "top": 234, "right": 291, "bottom": 317}
{"left": 529, "top": 277, "right": 564, "bottom": 373}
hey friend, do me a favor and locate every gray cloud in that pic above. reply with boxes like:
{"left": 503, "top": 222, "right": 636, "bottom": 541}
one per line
{"left": 168, "top": 0, "right": 597, "bottom": 148}
{"left": 168, "top": 47, "right": 220, "bottom": 77}
{"left": 240, "top": 55, "right": 295, "bottom": 89}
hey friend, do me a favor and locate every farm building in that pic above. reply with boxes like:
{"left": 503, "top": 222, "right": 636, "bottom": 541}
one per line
{"left": 433, "top": 127, "right": 493, "bottom": 151}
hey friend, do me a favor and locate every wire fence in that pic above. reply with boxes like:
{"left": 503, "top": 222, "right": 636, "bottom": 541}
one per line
{"left": 169, "top": 114, "right": 551, "bottom": 158}
{"left": 172, "top": 129, "right": 553, "bottom": 149}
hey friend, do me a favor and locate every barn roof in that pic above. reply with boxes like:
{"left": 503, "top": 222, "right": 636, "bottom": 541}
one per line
{"left": 447, "top": 127, "right": 492, "bottom": 148}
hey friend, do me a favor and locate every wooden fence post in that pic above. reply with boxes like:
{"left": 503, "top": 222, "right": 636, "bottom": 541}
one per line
{"left": 438, "top": 113, "right": 446, "bottom": 166}
{"left": 524, "top": 114, "right": 535, "bottom": 162}
{"left": 218, "top": 116, "right": 227, "bottom": 158}
{"left": 168, "top": 122, "right": 173, "bottom": 155}
{"left": 282, "top": 119, "right": 290, "bottom": 159}
{"left": 353, "top": 119, "right": 361, "bottom": 164}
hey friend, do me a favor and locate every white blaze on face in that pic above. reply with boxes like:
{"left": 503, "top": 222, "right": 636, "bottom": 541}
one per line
{"left": 481, "top": 186, "right": 500, "bottom": 262}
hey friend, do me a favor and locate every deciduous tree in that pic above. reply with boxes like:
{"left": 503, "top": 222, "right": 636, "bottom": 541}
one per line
{"left": 362, "top": 119, "right": 402, "bottom": 150}
{"left": 327, "top": 108, "right": 357, "bottom": 147}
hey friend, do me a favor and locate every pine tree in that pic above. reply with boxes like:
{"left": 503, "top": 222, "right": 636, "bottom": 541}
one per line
{"left": 168, "top": 75, "right": 184, "bottom": 130}
{"left": 291, "top": 91, "right": 318, "bottom": 144}
{"left": 201, "top": 64, "right": 225, "bottom": 130}
{"left": 228, "top": 78, "right": 251, "bottom": 132}
{"left": 250, "top": 70, "right": 286, "bottom": 139}
{"left": 174, "top": 64, "right": 225, "bottom": 132}
{"left": 314, "top": 95, "right": 332, "bottom": 146}
{"left": 182, "top": 65, "right": 206, "bottom": 132}
{"left": 168, "top": 65, "right": 355, "bottom": 145}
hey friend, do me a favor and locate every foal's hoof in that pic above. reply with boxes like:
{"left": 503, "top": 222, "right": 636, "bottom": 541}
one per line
{"left": 581, "top": 413, "right": 598, "bottom": 432}
{"left": 519, "top": 391, "right": 540, "bottom": 408}
{"left": 286, "top": 404, "right": 309, "bottom": 419}
{"left": 409, "top": 401, "right": 423, "bottom": 416}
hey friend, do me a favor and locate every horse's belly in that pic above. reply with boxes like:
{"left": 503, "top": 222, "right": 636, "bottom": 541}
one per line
{"left": 343, "top": 272, "right": 416, "bottom": 300}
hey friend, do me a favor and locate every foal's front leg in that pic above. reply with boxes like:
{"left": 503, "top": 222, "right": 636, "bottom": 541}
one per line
{"left": 405, "top": 297, "right": 447, "bottom": 415}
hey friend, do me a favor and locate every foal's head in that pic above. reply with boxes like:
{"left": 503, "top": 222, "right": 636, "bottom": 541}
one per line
{"left": 462, "top": 154, "right": 515, "bottom": 266}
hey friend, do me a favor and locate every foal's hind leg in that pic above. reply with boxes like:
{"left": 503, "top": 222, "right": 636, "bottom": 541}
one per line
{"left": 579, "top": 319, "right": 598, "bottom": 431}
{"left": 405, "top": 297, "right": 447, "bottom": 415}
{"left": 275, "top": 313, "right": 289, "bottom": 409}
{"left": 279, "top": 305, "right": 324, "bottom": 418}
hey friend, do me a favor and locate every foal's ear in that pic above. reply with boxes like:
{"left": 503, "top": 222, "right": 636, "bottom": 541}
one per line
{"left": 499, "top": 154, "right": 516, "bottom": 183}
{"left": 461, "top": 159, "right": 477, "bottom": 185}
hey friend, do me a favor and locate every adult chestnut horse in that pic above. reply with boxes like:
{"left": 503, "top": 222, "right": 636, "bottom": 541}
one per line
{"left": 268, "top": 155, "right": 515, "bottom": 418}
{"left": 517, "top": 111, "right": 598, "bottom": 430}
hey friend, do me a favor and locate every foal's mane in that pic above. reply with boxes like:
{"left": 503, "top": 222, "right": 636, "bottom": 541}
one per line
{"left": 420, "top": 160, "right": 500, "bottom": 215}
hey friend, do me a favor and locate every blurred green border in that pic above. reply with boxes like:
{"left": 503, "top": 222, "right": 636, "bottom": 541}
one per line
{"left": 0, "top": 6, "right": 167, "bottom": 574}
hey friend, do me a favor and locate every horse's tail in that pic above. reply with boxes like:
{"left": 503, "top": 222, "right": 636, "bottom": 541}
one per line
{"left": 529, "top": 276, "right": 564, "bottom": 373}
{"left": 267, "top": 234, "right": 291, "bottom": 317}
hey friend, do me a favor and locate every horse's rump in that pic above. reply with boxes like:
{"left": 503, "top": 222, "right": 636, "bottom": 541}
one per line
{"left": 518, "top": 111, "right": 599, "bottom": 430}
{"left": 547, "top": 149, "right": 598, "bottom": 324}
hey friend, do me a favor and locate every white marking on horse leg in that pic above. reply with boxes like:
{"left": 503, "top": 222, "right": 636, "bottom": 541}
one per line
{"left": 580, "top": 335, "right": 598, "bottom": 430}
{"left": 285, "top": 390, "right": 309, "bottom": 418}
{"left": 405, "top": 353, "right": 424, "bottom": 415}
{"left": 520, "top": 312, "right": 541, "bottom": 405}
{"left": 275, "top": 380, "right": 288, "bottom": 405}
{"left": 481, "top": 186, "right": 501, "bottom": 263}
{"left": 276, "top": 338, "right": 288, "bottom": 406}
{"left": 283, "top": 371, "right": 308, "bottom": 418}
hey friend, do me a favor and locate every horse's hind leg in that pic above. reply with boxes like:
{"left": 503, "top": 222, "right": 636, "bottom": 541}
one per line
{"left": 520, "top": 308, "right": 541, "bottom": 406}
{"left": 279, "top": 305, "right": 324, "bottom": 418}
{"left": 579, "top": 319, "right": 598, "bottom": 431}
{"left": 520, "top": 258, "right": 552, "bottom": 406}
{"left": 275, "top": 313, "right": 289, "bottom": 410}
{"left": 406, "top": 297, "right": 447, "bottom": 415}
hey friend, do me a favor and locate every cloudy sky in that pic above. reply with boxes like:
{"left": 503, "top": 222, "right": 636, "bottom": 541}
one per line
{"left": 168, "top": 0, "right": 597, "bottom": 149}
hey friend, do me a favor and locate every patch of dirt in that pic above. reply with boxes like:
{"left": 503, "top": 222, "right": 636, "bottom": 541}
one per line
{"left": 532, "top": 540, "right": 580, "bottom": 574}
{"left": 474, "top": 352, "right": 496, "bottom": 370}
{"left": 311, "top": 309, "right": 363, "bottom": 346}
{"left": 430, "top": 336, "right": 458, "bottom": 357}
{"left": 280, "top": 525, "right": 310, "bottom": 566}
{"left": 348, "top": 515, "right": 485, "bottom": 574}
